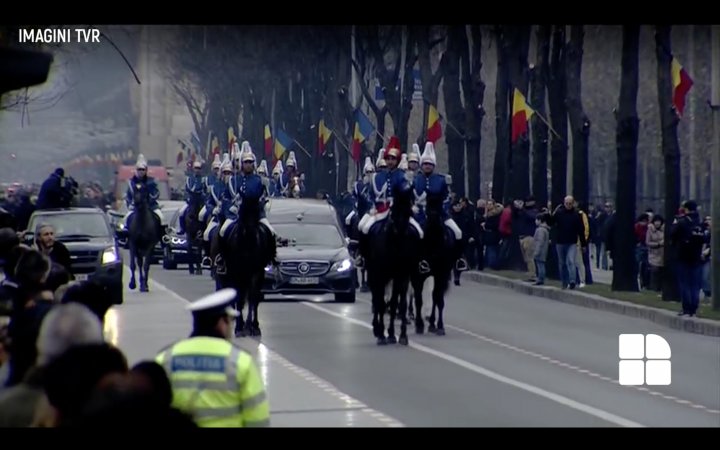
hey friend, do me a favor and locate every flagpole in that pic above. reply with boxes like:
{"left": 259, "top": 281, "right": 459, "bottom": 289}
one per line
{"left": 291, "top": 139, "right": 312, "bottom": 159}
{"left": 531, "top": 109, "right": 563, "bottom": 141}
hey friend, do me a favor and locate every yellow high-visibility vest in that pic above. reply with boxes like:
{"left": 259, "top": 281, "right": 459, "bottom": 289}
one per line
{"left": 156, "top": 336, "right": 270, "bottom": 428}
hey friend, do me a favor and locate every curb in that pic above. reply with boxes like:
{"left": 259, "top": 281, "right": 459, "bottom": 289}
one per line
{"left": 464, "top": 271, "right": 720, "bottom": 338}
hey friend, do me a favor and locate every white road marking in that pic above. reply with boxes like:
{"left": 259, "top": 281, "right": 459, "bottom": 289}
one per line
{"left": 358, "top": 297, "right": 720, "bottom": 416}
{"left": 301, "top": 301, "right": 645, "bottom": 428}
{"left": 146, "top": 276, "right": 404, "bottom": 427}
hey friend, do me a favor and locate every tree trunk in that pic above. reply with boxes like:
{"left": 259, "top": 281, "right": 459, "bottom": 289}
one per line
{"left": 566, "top": 25, "right": 591, "bottom": 210}
{"left": 492, "top": 27, "right": 510, "bottom": 202}
{"left": 547, "top": 25, "right": 569, "bottom": 209}
{"left": 327, "top": 26, "right": 352, "bottom": 195}
{"left": 461, "top": 25, "right": 485, "bottom": 202}
{"left": 612, "top": 25, "right": 641, "bottom": 292}
{"left": 504, "top": 26, "right": 532, "bottom": 202}
{"left": 656, "top": 26, "right": 682, "bottom": 301}
{"left": 444, "top": 26, "right": 466, "bottom": 197}
{"left": 531, "top": 25, "right": 550, "bottom": 208}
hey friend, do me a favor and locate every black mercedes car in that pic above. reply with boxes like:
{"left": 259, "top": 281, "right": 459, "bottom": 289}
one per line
{"left": 161, "top": 207, "right": 195, "bottom": 270}
{"left": 262, "top": 198, "right": 355, "bottom": 303}
{"left": 24, "top": 207, "right": 124, "bottom": 304}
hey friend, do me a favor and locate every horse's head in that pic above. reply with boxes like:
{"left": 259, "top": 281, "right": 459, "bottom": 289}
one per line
{"left": 290, "top": 175, "right": 302, "bottom": 198}
{"left": 391, "top": 184, "right": 414, "bottom": 219}
{"left": 240, "top": 197, "right": 262, "bottom": 226}
{"left": 425, "top": 194, "right": 445, "bottom": 220}
{"left": 133, "top": 185, "right": 149, "bottom": 208}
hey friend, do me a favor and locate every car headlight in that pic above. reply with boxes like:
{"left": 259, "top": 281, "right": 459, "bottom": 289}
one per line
{"left": 264, "top": 264, "right": 274, "bottom": 273}
{"left": 102, "top": 247, "right": 118, "bottom": 265}
{"left": 117, "top": 222, "right": 126, "bottom": 231}
{"left": 171, "top": 237, "right": 186, "bottom": 245}
{"left": 331, "top": 258, "right": 352, "bottom": 273}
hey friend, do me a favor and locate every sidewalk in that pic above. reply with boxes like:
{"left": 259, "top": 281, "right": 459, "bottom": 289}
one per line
{"left": 463, "top": 267, "right": 720, "bottom": 337}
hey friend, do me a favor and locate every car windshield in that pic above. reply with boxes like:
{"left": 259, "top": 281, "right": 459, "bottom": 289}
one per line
{"left": 30, "top": 213, "right": 110, "bottom": 239}
{"left": 273, "top": 224, "right": 344, "bottom": 248}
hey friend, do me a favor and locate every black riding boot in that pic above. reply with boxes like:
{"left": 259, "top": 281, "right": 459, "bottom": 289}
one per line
{"left": 455, "top": 240, "right": 468, "bottom": 272}
{"left": 355, "top": 233, "right": 367, "bottom": 268}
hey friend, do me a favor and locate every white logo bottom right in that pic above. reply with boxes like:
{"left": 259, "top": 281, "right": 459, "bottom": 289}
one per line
{"left": 618, "top": 334, "right": 671, "bottom": 386}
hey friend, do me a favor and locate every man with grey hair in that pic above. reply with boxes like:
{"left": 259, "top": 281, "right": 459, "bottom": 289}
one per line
{"left": 0, "top": 303, "right": 104, "bottom": 427}
{"left": 34, "top": 223, "right": 72, "bottom": 276}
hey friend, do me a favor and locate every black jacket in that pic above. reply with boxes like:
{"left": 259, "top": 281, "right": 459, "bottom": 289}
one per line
{"left": 553, "top": 206, "right": 586, "bottom": 246}
{"left": 671, "top": 211, "right": 703, "bottom": 265}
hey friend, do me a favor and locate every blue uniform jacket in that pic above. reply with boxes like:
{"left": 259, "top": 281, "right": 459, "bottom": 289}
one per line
{"left": 368, "top": 168, "right": 410, "bottom": 213}
{"left": 185, "top": 174, "right": 205, "bottom": 200}
{"left": 206, "top": 178, "right": 227, "bottom": 217}
{"left": 204, "top": 174, "right": 219, "bottom": 193}
{"left": 126, "top": 175, "right": 160, "bottom": 210}
{"left": 413, "top": 172, "right": 450, "bottom": 226}
{"left": 352, "top": 180, "right": 372, "bottom": 217}
{"left": 222, "top": 173, "right": 267, "bottom": 221}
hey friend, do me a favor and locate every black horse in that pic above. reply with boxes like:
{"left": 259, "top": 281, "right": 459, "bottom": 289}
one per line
{"left": 410, "top": 194, "right": 455, "bottom": 336}
{"left": 128, "top": 189, "right": 161, "bottom": 292}
{"left": 182, "top": 192, "right": 205, "bottom": 275}
{"left": 364, "top": 185, "right": 420, "bottom": 346}
{"left": 215, "top": 198, "right": 276, "bottom": 337}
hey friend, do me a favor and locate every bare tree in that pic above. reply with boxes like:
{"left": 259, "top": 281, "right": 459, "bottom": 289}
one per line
{"left": 492, "top": 26, "right": 510, "bottom": 202}
{"left": 655, "top": 26, "right": 682, "bottom": 301}
{"left": 531, "top": 26, "right": 551, "bottom": 207}
{"left": 566, "top": 26, "right": 591, "bottom": 210}
{"left": 547, "top": 25, "right": 569, "bottom": 209}
{"left": 612, "top": 25, "right": 641, "bottom": 292}
{"left": 461, "top": 25, "right": 486, "bottom": 201}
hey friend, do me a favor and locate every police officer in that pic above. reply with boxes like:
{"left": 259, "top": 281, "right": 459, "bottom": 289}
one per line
{"left": 156, "top": 288, "right": 270, "bottom": 428}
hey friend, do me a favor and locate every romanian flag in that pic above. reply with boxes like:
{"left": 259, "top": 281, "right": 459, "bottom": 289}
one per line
{"left": 211, "top": 136, "right": 221, "bottom": 156}
{"left": 351, "top": 109, "right": 374, "bottom": 163}
{"left": 274, "top": 129, "right": 293, "bottom": 162}
{"left": 426, "top": 104, "right": 442, "bottom": 143}
{"left": 318, "top": 119, "right": 332, "bottom": 156}
{"left": 264, "top": 124, "right": 273, "bottom": 159}
{"left": 227, "top": 126, "right": 237, "bottom": 150}
{"left": 671, "top": 57, "right": 693, "bottom": 117}
{"left": 511, "top": 88, "right": 534, "bottom": 144}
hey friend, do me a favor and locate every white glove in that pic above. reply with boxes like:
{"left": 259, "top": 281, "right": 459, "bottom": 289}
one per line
{"left": 212, "top": 206, "right": 220, "bottom": 216}
{"left": 128, "top": 204, "right": 135, "bottom": 211}
{"left": 229, "top": 205, "right": 238, "bottom": 214}
{"left": 370, "top": 208, "right": 377, "bottom": 215}
{"left": 468, "top": 237, "right": 475, "bottom": 244}
{"left": 411, "top": 205, "right": 419, "bottom": 215}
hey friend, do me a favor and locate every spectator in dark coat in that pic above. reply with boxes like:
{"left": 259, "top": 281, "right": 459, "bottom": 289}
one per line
{"left": 474, "top": 200, "right": 486, "bottom": 270}
{"left": 483, "top": 200, "right": 503, "bottom": 270}
{"left": 593, "top": 203, "right": 609, "bottom": 269}
{"left": 670, "top": 200, "right": 704, "bottom": 316}
{"left": 552, "top": 195, "right": 586, "bottom": 289}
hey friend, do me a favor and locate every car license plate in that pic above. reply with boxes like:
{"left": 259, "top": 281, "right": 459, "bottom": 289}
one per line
{"left": 290, "top": 277, "right": 319, "bottom": 285}
{"left": 75, "top": 274, "right": 89, "bottom": 281}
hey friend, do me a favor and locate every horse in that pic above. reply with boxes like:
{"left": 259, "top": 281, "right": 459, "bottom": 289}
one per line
{"left": 410, "top": 194, "right": 455, "bottom": 336}
{"left": 215, "top": 197, "right": 276, "bottom": 337}
{"left": 182, "top": 191, "right": 205, "bottom": 275}
{"left": 128, "top": 188, "right": 161, "bottom": 292}
{"left": 364, "top": 185, "right": 420, "bottom": 346}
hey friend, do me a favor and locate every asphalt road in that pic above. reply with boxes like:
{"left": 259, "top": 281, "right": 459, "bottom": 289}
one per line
{"left": 110, "top": 261, "right": 720, "bottom": 427}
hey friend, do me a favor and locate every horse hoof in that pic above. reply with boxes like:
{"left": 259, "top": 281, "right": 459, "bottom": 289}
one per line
{"left": 253, "top": 328, "right": 262, "bottom": 338}
{"left": 376, "top": 337, "right": 387, "bottom": 346}
{"left": 360, "top": 285, "right": 369, "bottom": 293}
{"left": 415, "top": 324, "right": 424, "bottom": 335}
{"left": 129, "top": 281, "right": 136, "bottom": 290}
{"left": 428, "top": 323, "right": 437, "bottom": 333}
{"left": 235, "top": 329, "right": 246, "bottom": 338}
{"left": 435, "top": 328, "right": 446, "bottom": 336}
{"left": 387, "top": 335, "right": 397, "bottom": 344}
{"left": 399, "top": 336, "right": 409, "bottom": 346}
{"left": 408, "top": 312, "right": 415, "bottom": 320}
